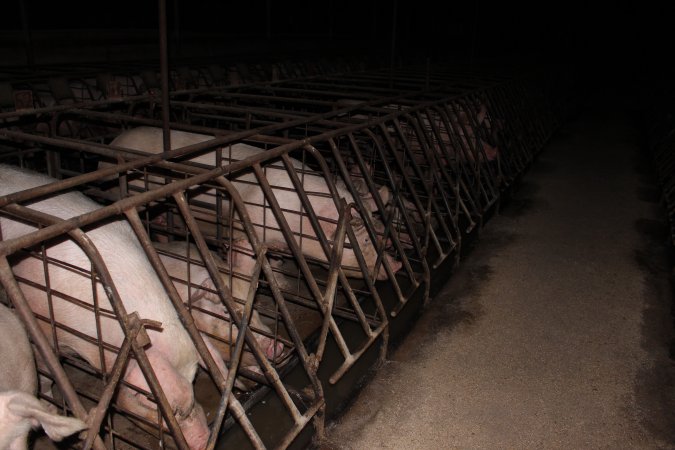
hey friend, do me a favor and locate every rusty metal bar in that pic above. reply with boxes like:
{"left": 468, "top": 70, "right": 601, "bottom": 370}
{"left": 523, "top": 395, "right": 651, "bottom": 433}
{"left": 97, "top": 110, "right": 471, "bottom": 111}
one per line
{"left": 123, "top": 207, "right": 265, "bottom": 447}
{"left": 312, "top": 199, "right": 347, "bottom": 366}
{"left": 158, "top": 0, "right": 171, "bottom": 153}
{"left": 206, "top": 245, "right": 265, "bottom": 450}
{"left": 251, "top": 162, "right": 382, "bottom": 383}
{"left": 82, "top": 312, "right": 147, "bottom": 450}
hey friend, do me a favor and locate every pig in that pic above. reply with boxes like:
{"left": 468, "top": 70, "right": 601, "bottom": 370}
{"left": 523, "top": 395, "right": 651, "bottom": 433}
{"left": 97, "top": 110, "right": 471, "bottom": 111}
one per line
{"left": 153, "top": 240, "right": 284, "bottom": 373}
{"left": 0, "top": 303, "right": 87, "bottom": 450}
{"left": 0, "top": 164, "right": 224, "bottom": 450}
{"left": 108, "top": 127, "right": 402, "bottom": 280}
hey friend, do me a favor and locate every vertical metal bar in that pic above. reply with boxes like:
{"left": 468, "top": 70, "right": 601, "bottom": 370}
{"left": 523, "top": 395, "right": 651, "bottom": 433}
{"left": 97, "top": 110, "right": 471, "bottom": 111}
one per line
{"left": 389, "top": 0, "right": 397, "bottom": 86}
{"left": 172, "top": 0, "right": 181, "bottom": 57}
{"left": 18, "top": 0, "right": 34, "bottom": 67}
{"left": 470, "top": 0, "right": 480, "bottom": 63}
{"left": 158, "top": 0, "right": 171, "bottom": 153}
{"left": 266, "top": 0, "right": 272, "bottom": 39}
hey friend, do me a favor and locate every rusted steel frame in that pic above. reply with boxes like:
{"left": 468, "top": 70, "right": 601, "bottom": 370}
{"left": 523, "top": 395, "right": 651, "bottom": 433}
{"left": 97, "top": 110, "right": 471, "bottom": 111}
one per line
{"left": 171, "top": 100, "right": 316, "bottom": 122}
{"left": 274, "top": 397, "right": 325, "bottom": 450}
{"left": 187, "top": 110, "right": 309, "bottom": 130}
{"left": 341, "top": 133, "right": 415, "bottom": 262}
{"left": 172, "top": 191, "right": 302, "bottom": 409}
{"left": 433, "top": 104, "right": 485, "bottom": 209}
{"left": 418, "top": 106, "right": 466, "bottom": 203}
{"left": 0, "top": 92, "right": 149, "bottom": 121}
{"left": 324, "top": 220, "right": 388, "bottom": 383}
{"left": 251, "top": 161, "right": 380, "bottom": 384}
{"left": 388, "top": 115, "right": 456, "bottom": 249}
{"left": 210, "top": 171, "right": 330, "bottom": 382}
{"left": 206, "top": 247, "right": 265, "bottom": 450}
{"left": 444, "top": 101, "right": 496, "bottom": 207}
{"left": 0, "top": 202, "right": 193, "bottom": 449}
{"left": 461, "top": 96, "right": 504, "bottom": 194}
{"left": 312, "top": 198, "right": 347, "bottom": 368}
{"left": 372, "top": 119, "right": 436, "bottom": 307}
{"left": 394, "top": 110, "right": 455, "bottom": 260}
{"left": 282, "top": 146, "right": 386, "bottom": 335}
{"left": 187, "top": 91, "right": 338, "bottom": 109}
{"left": 403, "top": 109, "right": 460, "bottom": 254}
{"left": 425, "top": 106, "right": 479, "bottom": 233}
{"left": 67, "top": 107, "right": 263, "bottom": 139}
{"left": 9, "top": 204, "right": 192, "bottom": 449}
{"left": 210, "top": 172, "right": 330, "bottom": 444}
{"left": 158, "top": 0, "right": 171, "bottom": 154}
{"left": 124, "top": 206, "right": 267, "bottom": 448}
{"left": 211, "top": 172, "right": 325, "bottom": 387}
{"left": 407, "top": 108, "right": 462, "bottom": 267}
{"left": 323, "top": 137, "right": 401, "bottom": 283}
{"left": 360, "top": 127, "right": 427, "bottom": 311}
{"left": 0, "top": 257, "right": 107, "bottom": 450}
{"left": 361, "top": 127, "right": 424, "bottom": 280}
{"left": 82, "top": 312, "right": 146, "bottom": 450}
{"left": 0, "top": 125, "right": 314, "bottom": 211}
{"left": 454, "top": 96, "right": 500, "bottom": 190}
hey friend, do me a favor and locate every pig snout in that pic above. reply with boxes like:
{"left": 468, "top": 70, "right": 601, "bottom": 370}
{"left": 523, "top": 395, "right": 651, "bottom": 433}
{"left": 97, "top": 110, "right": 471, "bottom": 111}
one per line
{"left": 262, "top": 338, "right": 285, "bottom": 361}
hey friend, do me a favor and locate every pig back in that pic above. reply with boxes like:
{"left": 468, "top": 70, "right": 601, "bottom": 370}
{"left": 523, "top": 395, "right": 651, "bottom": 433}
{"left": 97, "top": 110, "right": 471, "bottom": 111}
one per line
{"left": 0, "top": 164, "right": 198, "bottom": 378}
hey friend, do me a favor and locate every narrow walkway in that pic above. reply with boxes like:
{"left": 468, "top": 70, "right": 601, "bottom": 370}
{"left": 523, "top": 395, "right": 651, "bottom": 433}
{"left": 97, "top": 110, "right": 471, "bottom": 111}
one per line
{"left": 323, "top": 104, "right": 675, "bottom": 449}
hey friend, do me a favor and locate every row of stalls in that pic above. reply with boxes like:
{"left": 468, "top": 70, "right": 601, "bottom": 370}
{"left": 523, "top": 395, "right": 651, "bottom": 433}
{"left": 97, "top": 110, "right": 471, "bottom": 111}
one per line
{"left": 0, "top": 56, "right": 570, "bottom": 450}
{"left": 0, "top": 56, "right": 373, "bottom": 111}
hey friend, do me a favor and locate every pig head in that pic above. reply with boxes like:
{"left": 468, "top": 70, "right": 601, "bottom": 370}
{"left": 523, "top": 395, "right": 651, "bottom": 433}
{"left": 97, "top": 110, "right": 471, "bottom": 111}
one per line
{"left": 154, "top": 241, "right": 284, "bottom": 374}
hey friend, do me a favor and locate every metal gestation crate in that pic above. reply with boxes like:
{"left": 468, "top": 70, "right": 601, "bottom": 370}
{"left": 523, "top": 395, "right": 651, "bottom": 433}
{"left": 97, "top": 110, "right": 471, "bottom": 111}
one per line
{"left": 0, "top": 105, "right": 391, "bottom": 448}
{"left": 0, "top": 61, "right": 564, "bottom": 449}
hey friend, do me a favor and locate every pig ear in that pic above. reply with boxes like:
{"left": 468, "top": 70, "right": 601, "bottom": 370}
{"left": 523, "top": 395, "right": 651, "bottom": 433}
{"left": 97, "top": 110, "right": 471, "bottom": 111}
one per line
{"left": 7, "top": 392, "right": 87, "bottom": 441}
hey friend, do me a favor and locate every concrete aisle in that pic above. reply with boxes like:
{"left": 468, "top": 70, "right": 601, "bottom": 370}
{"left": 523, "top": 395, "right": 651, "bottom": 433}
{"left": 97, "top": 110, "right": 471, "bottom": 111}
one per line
{"left": 323, "top": 104, "right": 675, "bottom": 449}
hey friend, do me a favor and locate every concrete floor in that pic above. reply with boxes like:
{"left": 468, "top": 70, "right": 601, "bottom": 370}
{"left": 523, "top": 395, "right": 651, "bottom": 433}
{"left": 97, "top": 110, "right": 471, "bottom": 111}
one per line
{"left": 322, "top": 102, "right": 675, "bottom": 449}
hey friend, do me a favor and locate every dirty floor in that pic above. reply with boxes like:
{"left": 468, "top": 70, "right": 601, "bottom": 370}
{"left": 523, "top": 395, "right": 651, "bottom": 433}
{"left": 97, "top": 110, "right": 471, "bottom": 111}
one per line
{"left": 322, "top": 100, "right": 675, "bottom": 449}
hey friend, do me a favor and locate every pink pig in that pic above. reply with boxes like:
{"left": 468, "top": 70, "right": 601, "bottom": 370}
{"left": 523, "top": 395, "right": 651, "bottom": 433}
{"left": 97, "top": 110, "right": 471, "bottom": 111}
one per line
{"left": 0, "top": 164, "right": 220, "bottom": 449}
{"left": 109, "top": 127, "right": 401, "bottom": 280}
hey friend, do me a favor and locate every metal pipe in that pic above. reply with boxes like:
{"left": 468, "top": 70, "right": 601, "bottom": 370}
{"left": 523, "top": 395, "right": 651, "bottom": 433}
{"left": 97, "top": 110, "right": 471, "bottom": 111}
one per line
{"left": 389, "top": 0, "right": 398, "bottom": 86}
{"left": 18, "top": 0, "right": 34, "bottom": 67}
{"left": 158, "top": 0, "right": 171, "bottom": 153}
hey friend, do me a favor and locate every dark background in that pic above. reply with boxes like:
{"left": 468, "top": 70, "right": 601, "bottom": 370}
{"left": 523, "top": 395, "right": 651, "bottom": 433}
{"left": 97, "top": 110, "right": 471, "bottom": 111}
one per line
{"left": 1, "top": 1, "right": 672, "bottom": 88}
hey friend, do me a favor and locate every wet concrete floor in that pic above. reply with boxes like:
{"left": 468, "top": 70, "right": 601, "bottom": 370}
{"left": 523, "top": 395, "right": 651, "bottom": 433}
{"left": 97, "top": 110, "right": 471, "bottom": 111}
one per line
{"left": 321, "top": 102, "right": 675, "bottom": 449}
